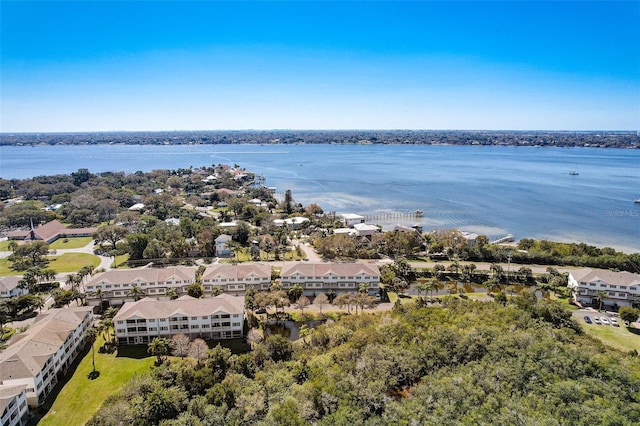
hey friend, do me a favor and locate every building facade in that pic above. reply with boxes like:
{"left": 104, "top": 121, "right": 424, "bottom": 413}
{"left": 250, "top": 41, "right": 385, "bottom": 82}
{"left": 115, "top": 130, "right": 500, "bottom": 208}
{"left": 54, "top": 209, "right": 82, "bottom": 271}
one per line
{"left": 85, "top": 266, "right": 197, "bottom": 306}
{"left": 202, "top": 264, "right": 272, "bottom": 295}
{"left": 114, "top": 294, "right": 245, "bottom": 345}
{"left": 569, "top": 268, "right": 640, "bottom": 308}
{"left": 280, "top": 262, "right": 380, "bottom": 297}
{"left": 0, "top": 307, "right": 93, "bottom": 407}
{"left": 0, "top": 385, "right": 29, "bottom": 426}
{"left": 0, "top": 276, "right": 28, "bottom": 299}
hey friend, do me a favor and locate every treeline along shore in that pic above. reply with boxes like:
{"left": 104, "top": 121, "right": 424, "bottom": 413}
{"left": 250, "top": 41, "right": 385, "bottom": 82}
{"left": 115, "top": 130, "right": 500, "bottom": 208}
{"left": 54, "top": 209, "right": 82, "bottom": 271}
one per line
{"left": 1, "top": 129, "right": 639, "bottom": 148}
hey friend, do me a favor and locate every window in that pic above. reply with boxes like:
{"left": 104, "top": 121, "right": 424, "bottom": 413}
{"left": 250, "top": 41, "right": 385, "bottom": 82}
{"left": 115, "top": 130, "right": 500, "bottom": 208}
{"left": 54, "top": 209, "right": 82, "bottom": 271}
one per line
{"left": 222, "top": 322, "right": 231, "bottom": 327}
{"left": 191, "top": 325, "right": 200, "bottom": 329}
{"left": 191, "top": 316, "right": 198, "bottom": 320}
{"left": 221, "top": 314, "right": 230, "bottom": 319}
{"left": 232, "top": 322, "right": 241, "bottom": 327}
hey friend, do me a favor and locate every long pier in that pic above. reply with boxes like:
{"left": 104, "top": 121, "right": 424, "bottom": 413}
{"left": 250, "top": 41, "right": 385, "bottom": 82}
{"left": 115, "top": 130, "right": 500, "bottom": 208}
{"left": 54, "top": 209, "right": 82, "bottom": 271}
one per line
{"left": 364, "top": 211, "right": 424, "bottom": 222}
{"left": 491, "top": 234, "right": 515, "bottom": 244}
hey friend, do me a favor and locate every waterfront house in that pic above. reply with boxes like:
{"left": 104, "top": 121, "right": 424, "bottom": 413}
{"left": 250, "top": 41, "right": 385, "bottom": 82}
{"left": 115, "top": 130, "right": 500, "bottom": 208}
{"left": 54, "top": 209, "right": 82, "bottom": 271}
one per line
{"left": 113, "top": 294, "right": 245, "bottom": 344}
{"left": 568, "top": 268, "right": 640, "bottom": 308}
{"left": 353, "top": 223, "right": 380, "bottom": 238}
{"left": 339, "top": 213, "right": 366, "bottom": 227}
{"left": 280, "top": 262, "right": 380, "bottom": 297}
{"left": 0, "top": 307, "right": 93, "bottom": 407}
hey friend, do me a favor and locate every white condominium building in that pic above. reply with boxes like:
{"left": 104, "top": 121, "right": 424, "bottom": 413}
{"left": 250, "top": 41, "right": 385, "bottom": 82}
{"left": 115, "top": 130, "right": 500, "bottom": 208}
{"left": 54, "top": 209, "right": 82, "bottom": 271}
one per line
{"left": 569, "top": 268, "right": 640, "bottom": 308}
{"left": 202, "top": 264, "right": 272, "bottom": 295}
{"left": 85, "top": 266, "right": 197, "bottom": 306}
{"left": 0, "top": 307, "right": 93, "bottom": 407}
{"left": 280, "top": 262, "right": 380, "bottom": 296}
{"left": 114, "top": 294, "right": 245, "bottom": 345}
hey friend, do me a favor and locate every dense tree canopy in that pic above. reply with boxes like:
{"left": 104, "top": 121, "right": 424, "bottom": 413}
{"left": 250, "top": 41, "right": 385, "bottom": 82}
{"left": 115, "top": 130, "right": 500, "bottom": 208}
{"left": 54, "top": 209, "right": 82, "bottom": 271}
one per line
{"left": 89, "top": 297, "right": 640, "bottom": 425}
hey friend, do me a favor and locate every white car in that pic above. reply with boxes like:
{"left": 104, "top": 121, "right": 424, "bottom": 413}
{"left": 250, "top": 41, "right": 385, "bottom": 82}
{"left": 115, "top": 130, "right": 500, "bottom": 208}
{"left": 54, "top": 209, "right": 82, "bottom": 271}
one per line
{"left": 609, "top": 317, "right": 619, "bottom": 327}
{"left": 600, "top": 317, "right": 610, "bottom": 325}
{"left": 593, "top": 317, "right": 601, "bottom": 325}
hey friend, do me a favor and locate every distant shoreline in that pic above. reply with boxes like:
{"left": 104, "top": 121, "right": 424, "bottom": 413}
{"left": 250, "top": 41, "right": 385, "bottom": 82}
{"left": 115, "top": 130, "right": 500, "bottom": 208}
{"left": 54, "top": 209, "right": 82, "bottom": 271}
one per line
{"left": 1, "top": 130, "right": 638, "bottom": 149}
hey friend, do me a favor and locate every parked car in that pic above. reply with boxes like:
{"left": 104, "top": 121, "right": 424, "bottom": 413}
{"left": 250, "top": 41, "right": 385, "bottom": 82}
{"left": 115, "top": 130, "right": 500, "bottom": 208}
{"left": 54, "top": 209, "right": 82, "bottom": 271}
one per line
{"left": 609, "top": 317, "right": 619, "bottom": 327}
{"left": 600, "top": 317, "right": 610, "bottom": 325}
{"left": 593, "top": 317, "right": 601, "bottom": 325}
{"left": 583, "top": 316, "right": 592, "bottom": 324}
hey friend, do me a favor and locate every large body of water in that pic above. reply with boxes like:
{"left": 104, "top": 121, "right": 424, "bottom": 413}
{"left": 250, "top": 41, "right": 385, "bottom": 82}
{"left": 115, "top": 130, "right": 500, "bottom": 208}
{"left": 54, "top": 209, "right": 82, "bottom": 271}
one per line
{"left": 1, "top": 144, "right": 638, "bottom": 252}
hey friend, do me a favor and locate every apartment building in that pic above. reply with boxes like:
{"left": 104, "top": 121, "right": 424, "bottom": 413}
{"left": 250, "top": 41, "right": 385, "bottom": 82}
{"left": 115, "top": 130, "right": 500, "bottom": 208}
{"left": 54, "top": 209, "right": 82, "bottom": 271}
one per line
{"left": 0, "top": 385, "right": 29, "bottom": 426}
{"left": 202, "top": 264, "right": 272, "bottom": 295}
{"left": 280, "top": 262, "right": 380, "bottom": 296}
{"left": 0, "top": 307, "right": 93, "bottom": 407}
{"left": 85, "top": 266, "right": 197, "bottom": 306}
{"left": 114, "top": 294, "right": 245, "bottom": 345}
{"left": 569, "top": 268, "right": 640, "bottom": 308}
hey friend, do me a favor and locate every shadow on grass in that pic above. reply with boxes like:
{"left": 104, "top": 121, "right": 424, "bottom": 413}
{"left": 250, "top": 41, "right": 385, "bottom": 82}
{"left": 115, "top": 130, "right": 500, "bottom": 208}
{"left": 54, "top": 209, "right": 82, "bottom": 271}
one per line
{"left": 30, "top": 343, "right": 91, "bottom": 424}
{"left": 627, "top": 326, "right": 640, "bottom": 336}
{"left": 87, "top": 371, "right": 100, "bottom": 380}
{"left": 116, "top": 344, "right": 152, "bottom": 359}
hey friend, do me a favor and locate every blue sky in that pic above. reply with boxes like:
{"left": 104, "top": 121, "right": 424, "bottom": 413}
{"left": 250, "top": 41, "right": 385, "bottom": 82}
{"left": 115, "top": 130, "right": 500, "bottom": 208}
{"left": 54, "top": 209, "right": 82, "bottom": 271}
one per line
{"left": 1, "top": 1, "right": 639, "bottom": 132}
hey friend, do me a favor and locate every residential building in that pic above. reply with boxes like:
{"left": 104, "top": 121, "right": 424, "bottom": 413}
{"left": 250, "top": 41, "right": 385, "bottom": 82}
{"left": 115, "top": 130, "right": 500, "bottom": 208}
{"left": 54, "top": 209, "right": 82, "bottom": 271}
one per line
{"left": 202, "top": 264, "right": 272, "bottom": 294}
{"left": 0, "top": 307, "right": 93, "bottom": 407}
{"left": 280, "top": 262, "right": 380, "bottom": 296}
{"left": 6, "top": 220, "right": 96, "bottom": 244}
{"left": 215, "top": 234, "right": 233, "bottom": 257}
{"left": 85, "top": 266, "right": 197, "bottom": 307}
{"left": 353, "top": 223, "right": 380, "bottom": 238}
{"left": 568, "top": 268, "right": 640, "bottom": 308}
{"left": 0, "top": 276, "right": 27, "bottom": 299}
{"left": 0, "top": 385, "right": 29, "bottom": 426}
{"left": 339, "top": 213, "right": 366, "bottom": 227}
{"left": 113, "top": 294, "right": 245, "bottom": 344}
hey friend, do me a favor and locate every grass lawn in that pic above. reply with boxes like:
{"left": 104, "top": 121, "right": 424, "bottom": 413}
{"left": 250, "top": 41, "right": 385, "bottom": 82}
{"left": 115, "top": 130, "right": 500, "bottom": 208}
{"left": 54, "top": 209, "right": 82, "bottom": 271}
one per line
{"left": 46, "top": 253, "right": 101, "bottom": 273}
{"left": 583, "top": 324, "right": 640, "bottom": 353}
{"left": 37, "top": 337, "right": 156, "bottom": 426}
{"left": 112, "top": 253, "right": 130, "bottom": 268}
{"left": 0, "top": 253, "right": 100, "bottom": 276}
{"left": 49, "top": 237, "right": 93, "bottom": 250}
{"left": 0, "top": 258, "right": 18, "bottom": 276}
{"left": 0, "top": 240, "right": 12, "bottom": 251}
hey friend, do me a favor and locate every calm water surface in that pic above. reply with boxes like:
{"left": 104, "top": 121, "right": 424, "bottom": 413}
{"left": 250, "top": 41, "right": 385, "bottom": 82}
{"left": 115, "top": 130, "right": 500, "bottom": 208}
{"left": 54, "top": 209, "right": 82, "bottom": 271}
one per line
{"left": 1, "top": 144, "right": 638, "bottom": 252}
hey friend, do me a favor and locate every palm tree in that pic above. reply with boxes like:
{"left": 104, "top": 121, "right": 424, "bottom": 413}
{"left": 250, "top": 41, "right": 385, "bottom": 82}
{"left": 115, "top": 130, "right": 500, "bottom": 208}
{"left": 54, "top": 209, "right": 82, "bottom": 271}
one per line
{"left": 128, "top": 285, "right": 145, "bottom": 301}
{"left": 33, "top": 295, "right": 45, "bottom": 313}
{"left": 288, "top": 284, "right": 304, "bottom": 303}
{"left": 427, "top": 278, "right": 440, "bottom": 297}
{"left": 595, "top": 290, "right": 607, "bottom": 311}
{"left": 93, "top": 288, "right": 105, "bottom": 312}
{"left": 66, "top": 273, "right": 81, "bottom": 292}
{"left": 86, "top": 327, "right": 98, "bottom": 374}
{"left": 148, "top": 337, "right": 174, "bottom": 365}
{"left": 166, "top": 288, "right": 179, "bottom": 300}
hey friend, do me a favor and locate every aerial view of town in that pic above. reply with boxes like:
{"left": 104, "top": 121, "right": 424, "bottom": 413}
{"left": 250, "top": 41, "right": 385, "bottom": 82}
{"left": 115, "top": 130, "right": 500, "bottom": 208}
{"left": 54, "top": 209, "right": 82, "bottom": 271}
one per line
{"left": 1, "top": 1, "right": 639, "bottom": 425}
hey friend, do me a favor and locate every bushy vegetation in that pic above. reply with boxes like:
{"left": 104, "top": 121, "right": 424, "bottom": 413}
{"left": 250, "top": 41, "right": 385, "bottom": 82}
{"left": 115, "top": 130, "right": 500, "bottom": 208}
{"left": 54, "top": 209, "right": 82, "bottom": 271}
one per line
{"left": 88, "top": 297, "right": 640, "bottom": 425}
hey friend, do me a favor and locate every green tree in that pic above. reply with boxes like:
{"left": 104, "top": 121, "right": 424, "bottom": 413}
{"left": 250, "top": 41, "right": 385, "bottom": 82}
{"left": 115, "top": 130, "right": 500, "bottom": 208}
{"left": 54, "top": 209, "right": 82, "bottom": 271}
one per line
{"left": 9, "top": 241, "right": 50, "bottom": 270}
{"left": 595, "top": 290, "right": 607, "bottom": 311}
{"left": 128, "top": 285, "right": 146, "bottom": 301}
{"left": 166, "top": 288, "right": 179, "bottom": 300}
{"left": 86, "top": 327, "right": 98, "bottom": 374}
{"left": 148, "top": 337, "right": 174, "bottom": 365}
{"left": 619, "top": 306, "right": 639, "bottom": 324}
{"left": 288, "top": 284, "right": 304, "bottom": 303}
{"left": 187, "top": 283, "right": 204, "bottom": 299}
{"left": 245, "top": 285, "right": 258, "bottom": 312}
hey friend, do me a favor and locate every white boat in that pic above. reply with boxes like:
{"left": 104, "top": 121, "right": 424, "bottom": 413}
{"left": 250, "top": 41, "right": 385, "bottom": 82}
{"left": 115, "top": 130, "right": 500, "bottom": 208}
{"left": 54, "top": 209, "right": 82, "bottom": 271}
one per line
{"left": 635, "top": 199, "right": 640, "bottom": 204}
{"left": 569, "top": 171, "right": 579, "bottom": 176}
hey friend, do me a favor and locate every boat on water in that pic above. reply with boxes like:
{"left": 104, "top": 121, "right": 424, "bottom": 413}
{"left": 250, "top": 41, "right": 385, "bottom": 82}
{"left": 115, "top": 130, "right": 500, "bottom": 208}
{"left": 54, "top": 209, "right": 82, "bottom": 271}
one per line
{"left": 414, "top": 210, "right": 424, "bottom": 217}
{"left": 569, "top": 171, "right": 579, "bottom": 176}
{"left": 635, "top": 199, "right": 640, "bottom": 204}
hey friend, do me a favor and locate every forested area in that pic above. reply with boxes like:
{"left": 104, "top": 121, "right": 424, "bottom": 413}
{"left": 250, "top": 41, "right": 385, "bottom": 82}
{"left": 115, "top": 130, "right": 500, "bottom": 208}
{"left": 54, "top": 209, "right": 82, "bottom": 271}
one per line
{"left": 88, "top": 296, "right": 640, "bottom": 425}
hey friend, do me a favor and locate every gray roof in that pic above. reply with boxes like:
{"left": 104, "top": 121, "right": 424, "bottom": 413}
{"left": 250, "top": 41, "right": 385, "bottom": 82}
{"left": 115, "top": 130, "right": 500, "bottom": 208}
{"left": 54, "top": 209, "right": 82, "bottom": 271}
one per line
{"left": 0, "top": 276, "right": 21, "bottom": 293}
{"left": 570, "top": 268, "right": 640, "bottom": 287}
{"left": 113, "top": 294, "right": 245, "bottom": 321}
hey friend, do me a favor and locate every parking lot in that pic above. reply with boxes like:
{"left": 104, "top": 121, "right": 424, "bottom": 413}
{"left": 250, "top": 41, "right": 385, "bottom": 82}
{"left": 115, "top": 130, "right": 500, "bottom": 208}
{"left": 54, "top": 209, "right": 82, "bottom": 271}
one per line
{"left": 572, "top": 308, "right": 625, "bottom": 327}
